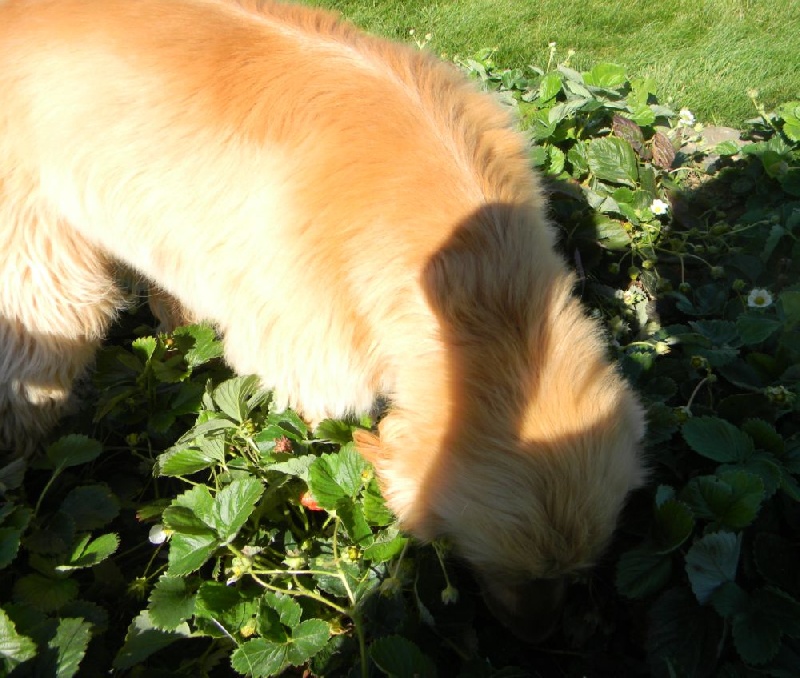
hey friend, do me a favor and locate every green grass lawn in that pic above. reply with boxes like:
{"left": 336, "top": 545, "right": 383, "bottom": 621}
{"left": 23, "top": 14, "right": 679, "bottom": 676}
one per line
{"left": 308, "top": 0, "right": 799, "bottom": 126}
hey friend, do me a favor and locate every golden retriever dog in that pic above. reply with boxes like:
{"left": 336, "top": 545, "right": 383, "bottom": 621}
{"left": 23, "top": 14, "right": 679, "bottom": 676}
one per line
{"left": 0, "top": 0, "right": 645, "bottom": 638}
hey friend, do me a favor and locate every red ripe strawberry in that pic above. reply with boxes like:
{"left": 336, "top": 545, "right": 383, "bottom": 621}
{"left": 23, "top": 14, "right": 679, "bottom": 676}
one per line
{"left": 300, "top": 491, "right": 324, "bottom": 511}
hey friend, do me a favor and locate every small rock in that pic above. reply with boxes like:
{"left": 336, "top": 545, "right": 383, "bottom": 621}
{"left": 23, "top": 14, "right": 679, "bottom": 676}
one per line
{"left": 682, "top": 126, "right": 746, "bottom": 156}
{"left": 699, "top": 126, "right": 742, "bottom": 147}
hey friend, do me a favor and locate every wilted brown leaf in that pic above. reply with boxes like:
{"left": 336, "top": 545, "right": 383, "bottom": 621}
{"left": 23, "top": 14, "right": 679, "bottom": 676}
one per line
{"left": 651, "top": 132, "right": 676, "bottom": 169}
{"left": 612, "top": 114, "right": 650, "bottom": 160}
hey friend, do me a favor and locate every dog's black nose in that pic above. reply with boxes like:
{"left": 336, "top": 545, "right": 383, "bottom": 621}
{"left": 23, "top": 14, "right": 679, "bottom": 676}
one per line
{"left": 480, "top": 576, "right": 566, "bottom": 643}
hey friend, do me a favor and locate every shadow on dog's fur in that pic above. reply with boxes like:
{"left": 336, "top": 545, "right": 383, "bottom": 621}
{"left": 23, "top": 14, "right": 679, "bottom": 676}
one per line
{"left": 356, "top": 204, "right": 645, "bottom": 638}
{"left": 0, "top": 0, "right": 645, "bottom": 636}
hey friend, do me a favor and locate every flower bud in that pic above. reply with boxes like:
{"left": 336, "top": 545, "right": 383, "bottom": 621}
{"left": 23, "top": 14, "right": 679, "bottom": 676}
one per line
{"left": 441, "top": 584, "right": 460, "bottom": 605}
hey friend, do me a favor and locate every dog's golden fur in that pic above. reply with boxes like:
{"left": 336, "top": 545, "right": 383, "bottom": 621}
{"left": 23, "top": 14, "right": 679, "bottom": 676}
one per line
{"left": 0, "top": 0, "right": 645, "bottom": 603}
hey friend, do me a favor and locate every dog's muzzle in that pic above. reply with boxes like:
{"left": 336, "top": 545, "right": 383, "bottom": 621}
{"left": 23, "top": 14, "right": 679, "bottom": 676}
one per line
{"left": 479, "top": 575, "right": 566, "bottom": 643}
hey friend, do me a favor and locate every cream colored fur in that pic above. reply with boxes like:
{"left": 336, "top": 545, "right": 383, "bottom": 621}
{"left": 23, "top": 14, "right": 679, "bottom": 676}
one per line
{"left": 0, "top": 0, "right": 645, "bottom": 595}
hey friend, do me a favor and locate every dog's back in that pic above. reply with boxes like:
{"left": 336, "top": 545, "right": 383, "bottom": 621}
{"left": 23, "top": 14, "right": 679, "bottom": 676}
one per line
{"left": 0, "top": 0, "right": 547, "bottom": 415}
{"left": 0, "top": 0, "right": 645, "bottom": 635}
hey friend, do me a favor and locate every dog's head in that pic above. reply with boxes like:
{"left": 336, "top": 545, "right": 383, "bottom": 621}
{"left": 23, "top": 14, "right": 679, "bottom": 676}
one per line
{"left": 354, "top": 365, "right": 644, "bottom": 640}
{"left": 353, "top": 216, "right": 646, "bottom": 639}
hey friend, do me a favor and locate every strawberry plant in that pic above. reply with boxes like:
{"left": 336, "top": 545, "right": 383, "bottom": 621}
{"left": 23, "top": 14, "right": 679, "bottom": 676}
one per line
{"left": 2, "top": 51, "right": 799, "bottom": 676}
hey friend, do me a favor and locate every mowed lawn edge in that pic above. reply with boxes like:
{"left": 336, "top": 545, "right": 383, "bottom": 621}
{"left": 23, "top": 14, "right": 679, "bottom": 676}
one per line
{"left": 311, "top": 0, "right": 799, "bottom": 126}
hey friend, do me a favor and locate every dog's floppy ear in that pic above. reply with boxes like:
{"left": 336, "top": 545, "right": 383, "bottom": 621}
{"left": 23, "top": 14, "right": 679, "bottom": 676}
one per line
{"left": 352, "top": 428, "right": 383, "bottom": 466}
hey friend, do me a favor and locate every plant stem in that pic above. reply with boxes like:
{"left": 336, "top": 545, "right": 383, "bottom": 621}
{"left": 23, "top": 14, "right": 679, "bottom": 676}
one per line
{"left": 686, "top": 376, "right": 710, "bottom": 412}
{"left": 248, "top": 571, "right": 350, "bottom": 616}
{"left": 33, "top": 466, "right": 62, "bottom": 518}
